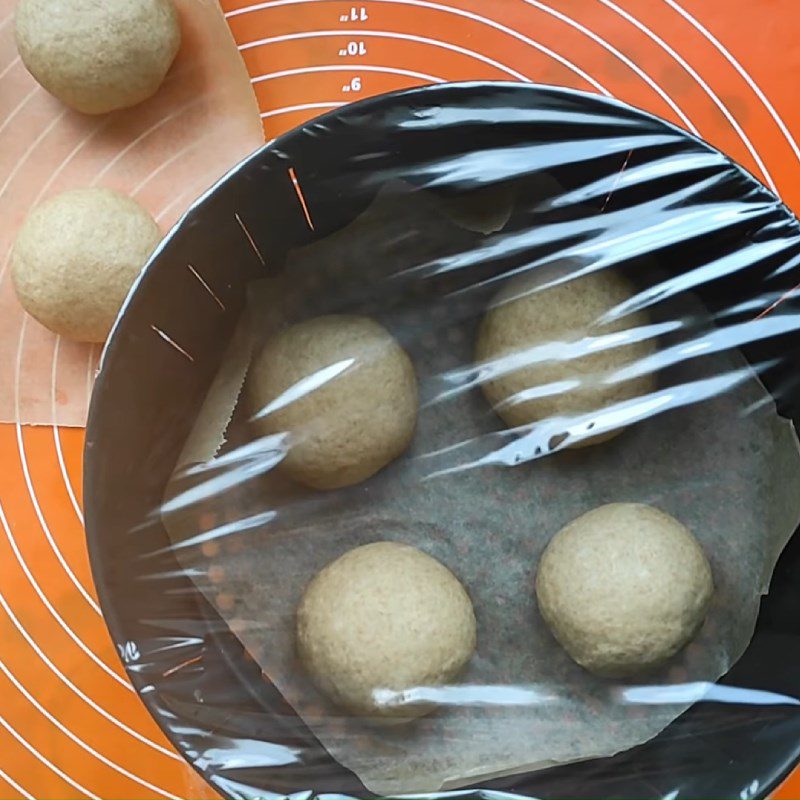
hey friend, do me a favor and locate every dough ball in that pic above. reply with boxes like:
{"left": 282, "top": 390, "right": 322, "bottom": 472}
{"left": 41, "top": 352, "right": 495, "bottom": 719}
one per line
{"left": 536, "top": 503, "right": 714, "bottom": 678}
{"left": 297, "top": 542, "right": 477, "bottom": 719}
{"left": 15, "top": 0, "right": 181, "bottom": 114}
{"left": 12, "top": 188, "right": 161, "bottom": 343}
{"left": 476, "top": 268, "right": 657, "bottom": 447}
{"left": 249, "top": 315, "right": 418, "bottom": 490}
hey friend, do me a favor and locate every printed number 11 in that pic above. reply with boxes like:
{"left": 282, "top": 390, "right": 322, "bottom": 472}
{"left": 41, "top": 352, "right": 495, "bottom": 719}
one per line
{"left": 350, "top": 6, "right": 368, "bottom": 21}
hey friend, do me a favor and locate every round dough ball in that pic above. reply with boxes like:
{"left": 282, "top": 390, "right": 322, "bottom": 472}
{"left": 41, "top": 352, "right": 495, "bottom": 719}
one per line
{"left": 536, "top": 503, "right": 714, "bottom": 678}
{"left": 12, "top": 188, "right": 161, "bottom": 343}
{"left": 15, "top": 0, "right": 181, "bottom": 114}
{"left": 248, "top": 315, "right": 418, "bottom": 490}
{"left": 297, "top": 542, "right": 477, "bottom": 719}
{"left": 476, "top": 268, "right": 657, "bottom": 447}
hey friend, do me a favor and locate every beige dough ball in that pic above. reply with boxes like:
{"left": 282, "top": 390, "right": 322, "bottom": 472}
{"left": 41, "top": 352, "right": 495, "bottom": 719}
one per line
{"left": 297, "top": 542, "right": 477, "bottom": 719}
{"left": 536, "top": 503, "right": 714, "bottom": 678}
{"left": 15, "top": 0, "right": 181, "bottom": 114}
{"left": 12, "top": 188, "right": 161, "bottom": 343}
{"left": 476, "top": 268, "right": 657, "bottom": 447}
{"left": 248, "top": 315, "right": 418, "bottom": 490}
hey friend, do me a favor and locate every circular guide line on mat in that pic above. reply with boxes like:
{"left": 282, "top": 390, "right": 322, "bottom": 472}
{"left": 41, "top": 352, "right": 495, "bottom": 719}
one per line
{"left": 92, "top": 98, "right": 205, "bottom": 187}
{"left": 0, "top": 582, "right": 182, "bottom": 760}
{"left": 52, "top": 339, "right": 84, "bottom": 524}
{"left": 16, "top": 318, "right": 102, "bottom": 615}
{"left": 0, "top": 114, "right": 67, "bottom": 261}
{"left": 0, "top": 54, "right": 20, "bottom": 82}
{"left": 596, "top": 0, "right": 774, "bottom": 190}
{"left": 250, "top": 63, "right": 445, "bottom": 84}
{"left": 0, "top": 655, "right": 183, "bottom": 800}
{"left": 0, "top": 454, "right": 133, "bottom": 687}
{"left": 130, "top": 140, "right": 205, "bottom": 197}
{"left": 663, "top": 0, "right": 800, "bottom": 164}
{"left": 0, "top": 86, "right": 41, "bottom": 140}
{"left": 519, "top": 0, "right": 696, "bottom": 132}
{"left": 0, "top": 765, "right": 34, "bottom": 800}
{"left": 0, "top": 493, "right": 149, "bottom": 693}
{"left": 260, "top": 101, "right": 345, "bottom": 119}
{"left": 0, "top": 707, "right": 98, "bottom": 799}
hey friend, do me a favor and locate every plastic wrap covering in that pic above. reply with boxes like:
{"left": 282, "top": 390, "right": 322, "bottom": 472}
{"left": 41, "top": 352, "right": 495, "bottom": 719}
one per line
{"left": 85, "top": 83, "right": 800, "bottom": 800}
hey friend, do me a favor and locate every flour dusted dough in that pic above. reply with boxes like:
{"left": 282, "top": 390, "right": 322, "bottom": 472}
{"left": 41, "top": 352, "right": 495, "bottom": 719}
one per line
{"left": 536, "top": 503, "right": 714, "bottom": 678}
{"left": 15, "top": 0, "right": 181, "bottom": 114}
{"left": 248, "top": 315, "right": 418, "bottom": 490}
{"left": 12, "top": 188, "right": 161, "bottom": 343}
{"left": 476, "top": 268, "right": 657, "bottom": 446}
{"left": 297, "top": 542, "right": 477, "bottom": 719}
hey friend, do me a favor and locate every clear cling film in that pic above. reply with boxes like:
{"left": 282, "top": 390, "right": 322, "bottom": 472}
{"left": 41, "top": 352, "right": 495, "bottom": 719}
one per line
{"left": 85, "top": 83, "right": 800, "bottom": 800}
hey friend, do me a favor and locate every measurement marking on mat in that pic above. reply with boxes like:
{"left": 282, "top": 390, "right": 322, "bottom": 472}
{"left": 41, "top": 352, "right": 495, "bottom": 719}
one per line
{"left": 288, "top": 167, "right": 315, "bottom": 231}
{"left": 339, "top": 41, "right": 367, "bottom": 57}
{"left": 150, "top": 325, "right": 195, "bottom": 362}
{"left": 341, "top": 76, "right": 363, "bottom": 93}
{"left": 235, "top": 212, "right": 266, "bottom": 266}
{"left": 601, "top": 149, "right": 633, "bottom": 213}
{"left": 187, "top": 263, "right": 225, "bottom": 310}
{"left": 340, "top": 6, "right": 368, "bottom": 22}
{"left": 754, "top": 279, "right": 800, "bottom": 320}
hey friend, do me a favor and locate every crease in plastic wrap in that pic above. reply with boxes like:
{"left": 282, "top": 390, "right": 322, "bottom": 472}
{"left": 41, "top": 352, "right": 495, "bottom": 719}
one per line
{"left": 153, "top": 86, "right": 800, "bottom": 796}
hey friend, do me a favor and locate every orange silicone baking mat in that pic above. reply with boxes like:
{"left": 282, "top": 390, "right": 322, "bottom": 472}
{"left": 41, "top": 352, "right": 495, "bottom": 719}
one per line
{"left": 1, "top": 1, "right": 800, "bottom": 797}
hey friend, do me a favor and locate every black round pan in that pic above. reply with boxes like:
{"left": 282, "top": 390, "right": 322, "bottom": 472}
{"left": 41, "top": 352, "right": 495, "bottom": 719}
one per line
{"left": 85, "top": 81, "right": 800, "bottom": 800}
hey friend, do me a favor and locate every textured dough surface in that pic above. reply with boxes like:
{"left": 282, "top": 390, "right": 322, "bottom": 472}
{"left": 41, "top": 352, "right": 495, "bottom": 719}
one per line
{"left": 536, "top": 503, "right": 714, "bottom": 677}
{"left": 476, "top": 268, "right": 657, "bottom": 446}
{"left": 15, "top": 0, "right": 181, "bottom": 114}
{"left": 248, "top": 315, "right": 419, "bottom": 490}
{"left": 297, "top": 542, "right": 477, "bottom": 719}
{"left": 12, "top": 187, "right": 161, "bottom": 343}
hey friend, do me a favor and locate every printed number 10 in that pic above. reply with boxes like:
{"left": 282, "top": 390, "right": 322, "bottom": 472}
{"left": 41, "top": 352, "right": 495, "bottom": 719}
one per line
{"left": 345, "top": 41, "right": 367, "bottom": 56}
